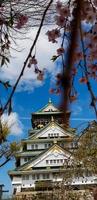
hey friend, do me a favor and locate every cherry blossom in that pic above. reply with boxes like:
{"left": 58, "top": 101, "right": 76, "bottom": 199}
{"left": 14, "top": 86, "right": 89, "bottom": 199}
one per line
{"left": 79, "top": 77, "right": 88, "bottom": 83}
{"left": 46, "top": 29, "right": 61, "bottom": 43}
{"left": 57, "top": 47, "right": 65, "bottom": 55}
{"left": 37, "top": 71, "right": 44, "bottom": 81}
{"left": 29, "top": 57, "right": 37, "bottom": 65}
{"left": 69, "top": 95, "right": 77, "bottom": 102}
{"left": 15, "top": 14, "right": 28, "bottom": 29}
{"left": 56, "top": 1, "right": 62, "bottom": 13}
{"left": 59, "top": 7, "right": 70, "bottom": 18}
{"left": 55, "top": 15, "right": 65, "bottom": 27}
{"left": 49, "top": 88, "right": 55, "bottom": 94}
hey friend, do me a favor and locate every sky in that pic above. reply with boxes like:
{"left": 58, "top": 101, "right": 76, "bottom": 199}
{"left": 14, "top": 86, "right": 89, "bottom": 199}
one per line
{"left": 0, "top": 23, "right": 97, "bottom": 198}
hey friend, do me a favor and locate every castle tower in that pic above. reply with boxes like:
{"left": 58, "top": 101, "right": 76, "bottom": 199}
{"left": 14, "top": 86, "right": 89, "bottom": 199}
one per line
{"left": 9, "top": 99, "right": 97, "bottom": 198}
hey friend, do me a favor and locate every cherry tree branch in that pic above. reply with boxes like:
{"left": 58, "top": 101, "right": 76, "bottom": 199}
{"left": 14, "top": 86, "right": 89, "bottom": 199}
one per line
{"left": 0, "top": 157, "right": 11, "bottom": 168}
{"left": 61, "top": 0, "right": 82, "bottom": 124}
{"left": 79, "top": 22, "right": 97, "bottom": 117}
{"left": 1, "top": 0, "right": 53, "bottom": 115}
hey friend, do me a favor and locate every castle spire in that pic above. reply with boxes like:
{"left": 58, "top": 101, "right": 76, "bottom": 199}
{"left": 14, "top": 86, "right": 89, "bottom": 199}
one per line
{"left": 48, "top": 98, "right": 51, "bottom": 103}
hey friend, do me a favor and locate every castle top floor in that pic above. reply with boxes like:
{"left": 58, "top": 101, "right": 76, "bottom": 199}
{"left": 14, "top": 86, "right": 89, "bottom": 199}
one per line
{"left": 31, "top": 99, "right": 70, "bottom": 130}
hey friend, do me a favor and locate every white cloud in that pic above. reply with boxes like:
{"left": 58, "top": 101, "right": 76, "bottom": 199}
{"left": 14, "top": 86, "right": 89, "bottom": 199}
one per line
{"left": 71, "top": 118, "right": 96, "bottom": 121}
{"left": 1, "top": 112, "right": 23, "bottom": 135}
{"left": 0, "top": 27, "right": 60, "bottom": 92}
{"left": 72, "top": 105, "right": 82, "bottom": 116}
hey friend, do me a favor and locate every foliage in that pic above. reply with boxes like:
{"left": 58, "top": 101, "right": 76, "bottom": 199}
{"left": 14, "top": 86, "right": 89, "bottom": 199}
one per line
{"left": 0, "top": 120, "right": 20, "bottom": 167}
{"left": 10, "top": 190, "right": 93, "bottom": 200}
{"left": 74, "top": 121, "right": 97, "bottom": 174}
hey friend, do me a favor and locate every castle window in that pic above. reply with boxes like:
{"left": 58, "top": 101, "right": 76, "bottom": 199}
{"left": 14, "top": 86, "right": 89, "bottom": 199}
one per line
{"left": 22, "top": 175, "right": 29, "bottom": 180}
{"left": 22, "top": 176, "right": 25, "bottom": 180}
{"left": 45, "top": 144, "right": 48, "bottom": 148}
{"left": 47, "top": 174, "right": 49, "bottom": 179}
{"left": 24, "top": 157, "right": 28, "bottom": 162}
{"left": 46, "top": 160, "right": 48, "bottom": 164}
{"left": 31, "top": 144, "right": 38, "bottom": 149}
{"left": 26, "top": 175, "right": 29, "bottom": 180}
{"left": 49, "top": 109, "right": 53, "bottom": 111}
{"left": 47, "top": 159, "right": 64, "bottom": 165}
{"left": 31, "top": 145, "right": 34, "bottom": 149}
{"left": 35, "top": 144, "right": 38, "bottom": 149}
{"left": 43, "top": 174, "right": 49, "bottom": 179}
{"left": 32, "top": 175, "right": 35, "bottom": 180}
{"left": 61, "top": 143, "right": 64, "bottom": 147}
{"left": 43, "top": 174, "right": 46, "bottom": 179}
{"left": 36, "top": 174, "right": 40, "bottom": 179}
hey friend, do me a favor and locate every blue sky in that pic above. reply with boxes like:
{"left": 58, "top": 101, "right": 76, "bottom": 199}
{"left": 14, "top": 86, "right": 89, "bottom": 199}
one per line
{"left": 1, "top": 76, "right": 96, "bottom": 197}
{"left": 0, "top": 27, "right": 97, "bottom": 197}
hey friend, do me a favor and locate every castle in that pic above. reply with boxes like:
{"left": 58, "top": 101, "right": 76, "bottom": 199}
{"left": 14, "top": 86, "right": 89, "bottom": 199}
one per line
{"left": 8, "top": 99, "right": 97, "bottom": 198}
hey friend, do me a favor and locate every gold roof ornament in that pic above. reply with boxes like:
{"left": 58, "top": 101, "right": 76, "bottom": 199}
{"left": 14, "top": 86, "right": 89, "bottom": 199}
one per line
{"left": 53, "top": 139, "right": 57, "bottom": 144}
{"left": 37, "top": 124, "right": 44, "bottom": 128}
{"left": 51, "top": 116, "right": 54, "bottom": 122}
{"left": 51, "top": 116, "right": 55, "bottom": 129}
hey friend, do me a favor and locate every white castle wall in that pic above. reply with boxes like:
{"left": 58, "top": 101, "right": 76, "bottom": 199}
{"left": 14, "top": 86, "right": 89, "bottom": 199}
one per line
{"left": 35, "top": 127, "right": 67, "bottom": 139}
{"left": 27, "top": 143, "right": 50, "bottom": 150}
{"left": 33, "top": 153, "right": 68, "bottom": 168}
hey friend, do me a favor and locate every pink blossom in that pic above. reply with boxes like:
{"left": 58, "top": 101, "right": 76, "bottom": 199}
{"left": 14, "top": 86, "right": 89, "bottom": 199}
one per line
{"left": 46, "top": 29, "right": 61, "bottom": 43}
{"left": 29, "top": 57, "right": 37, "bottom": 65}
{"left": 16, "top": 14, "right": 28, "bottom": 29}
{"left": 49, "top": 88, "right": 55, "bottom": 94}
{"left": 86, "top": 10, "right": 96, "bottom": 23}
{"left": 72, "top": 67, "right": 77, "bottom": 75}
{"left": 69, "top": 95, "right": 77, "bottom": 102}
{"left": 83, "top": 1, "right": 90, "bottom": 13}
{"left": 59, "top": 7, "right": 70, "bottom": 17}
{"left": 37, "top": 71, "right": 44, "bottom": 81}
{"left": 56, "top": 88, "right": 61, "bottom": 94}
{"left": 56, "top": 1, "right": 62, "bottom": 13}
{"left": 79, "top": 77, "right": 88, "bottom": 83}
{"left": 34, "top": 65, "right": 40, "bottom": 73}
{"left": 55, "top": 15, "right": 65, "bottom": 27}
{"left": 15, "top": 23, "right": 22, "bottom": 29}
{"left": 57, "top": 47, "right": 64, "bottom": 55}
